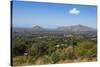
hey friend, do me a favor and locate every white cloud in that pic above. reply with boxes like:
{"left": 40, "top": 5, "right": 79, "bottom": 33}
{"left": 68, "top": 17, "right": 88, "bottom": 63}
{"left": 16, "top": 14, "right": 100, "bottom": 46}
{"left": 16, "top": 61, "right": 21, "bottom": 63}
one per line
{"left": 69, "top": 8, "right": 80, "bottom": 15}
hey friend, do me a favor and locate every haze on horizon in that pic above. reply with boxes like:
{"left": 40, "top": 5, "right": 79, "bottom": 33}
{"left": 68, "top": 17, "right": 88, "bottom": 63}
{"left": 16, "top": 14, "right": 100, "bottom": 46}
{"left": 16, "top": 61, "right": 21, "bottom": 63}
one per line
{"left": 12, "top": 1, "right": 97, "bottom": 29}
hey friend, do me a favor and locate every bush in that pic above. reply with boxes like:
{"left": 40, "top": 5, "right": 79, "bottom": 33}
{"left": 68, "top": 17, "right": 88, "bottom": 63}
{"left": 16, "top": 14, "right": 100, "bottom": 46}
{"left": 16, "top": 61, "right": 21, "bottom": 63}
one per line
{"left": 42, "top": 55, "right": 52, "bottom": 64}
{"left": 76, "top": 41, "right": 97, "bottom": 58}
{"left": 28, "top": 42, "right": 48, "bottom": 57}
{"left": 51, "top": 49, "right": 61, "bottom": 63}
{"left": 13, "top": 56, "right": 27, "bottom": 66}
{"left": 65, "top": 46, "right": 76, "bottom": 59}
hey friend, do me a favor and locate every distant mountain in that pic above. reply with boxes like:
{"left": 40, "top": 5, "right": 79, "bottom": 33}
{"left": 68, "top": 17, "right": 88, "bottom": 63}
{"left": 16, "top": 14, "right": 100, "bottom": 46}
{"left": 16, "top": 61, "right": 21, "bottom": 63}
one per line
{"left": 13, "top": 24, "right": 97, "bottom": 37}
{"left": 57, "top": 25, "right": 96, "bottom": 32}
{"left": 32, "top": 25, "right": 44, "bottom": 31}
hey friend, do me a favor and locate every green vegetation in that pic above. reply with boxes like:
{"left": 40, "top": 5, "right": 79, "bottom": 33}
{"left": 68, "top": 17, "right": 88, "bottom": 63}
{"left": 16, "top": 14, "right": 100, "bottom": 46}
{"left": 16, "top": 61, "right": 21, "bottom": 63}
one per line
{"left": 12, "top": 34, "right": 97, "bottom": 66}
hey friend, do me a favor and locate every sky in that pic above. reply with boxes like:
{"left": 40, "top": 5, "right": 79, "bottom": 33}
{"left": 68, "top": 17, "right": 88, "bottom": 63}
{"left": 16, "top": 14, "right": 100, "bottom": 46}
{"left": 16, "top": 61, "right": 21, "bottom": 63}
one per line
{"left": 12, "top": 1, "right": 97, "bottom": 29}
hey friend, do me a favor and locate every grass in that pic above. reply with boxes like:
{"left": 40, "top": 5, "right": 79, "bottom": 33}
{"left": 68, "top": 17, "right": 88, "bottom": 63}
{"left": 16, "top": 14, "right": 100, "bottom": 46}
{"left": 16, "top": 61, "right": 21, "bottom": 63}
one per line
{"left": 13, "top": 55, "right": 97, "bottom": 66}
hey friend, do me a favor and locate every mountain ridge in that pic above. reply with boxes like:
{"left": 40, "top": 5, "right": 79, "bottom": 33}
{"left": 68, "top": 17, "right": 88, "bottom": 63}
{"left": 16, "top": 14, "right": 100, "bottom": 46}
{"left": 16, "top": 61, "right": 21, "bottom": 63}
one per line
{"left": 56, "top": 24, "right": 96, "bottom": 32}
{"left": 13, "top": 24, "right": 97, "bottom": 32}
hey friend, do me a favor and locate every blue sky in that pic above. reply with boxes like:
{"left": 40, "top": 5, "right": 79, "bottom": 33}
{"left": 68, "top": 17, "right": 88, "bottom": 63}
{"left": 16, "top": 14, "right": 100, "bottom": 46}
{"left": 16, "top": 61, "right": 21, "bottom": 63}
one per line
{"left": 12, "top": 1, "right": 97, "bottom": 29}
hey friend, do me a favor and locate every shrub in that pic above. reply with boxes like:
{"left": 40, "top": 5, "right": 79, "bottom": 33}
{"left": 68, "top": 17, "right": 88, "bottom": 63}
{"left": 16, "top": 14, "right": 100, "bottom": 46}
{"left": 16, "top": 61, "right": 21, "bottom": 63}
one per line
{"left": 51, "top": 49, "right": 61, "bottom": 63}
{"left": 65, "top": 46, "right": 76, "bottom": 59}
{"left": 42, "top": 55, "right": 52, "bottom": 64}
{"left": 76, "top": 41, "right": 97, "bottom": 58}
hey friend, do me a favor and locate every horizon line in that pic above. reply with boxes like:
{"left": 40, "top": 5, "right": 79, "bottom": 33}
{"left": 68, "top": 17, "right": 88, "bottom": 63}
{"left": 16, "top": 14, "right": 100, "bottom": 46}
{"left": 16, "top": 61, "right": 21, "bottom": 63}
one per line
{"left": 12, "top": 24, "right": 97, "bottom": 29}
